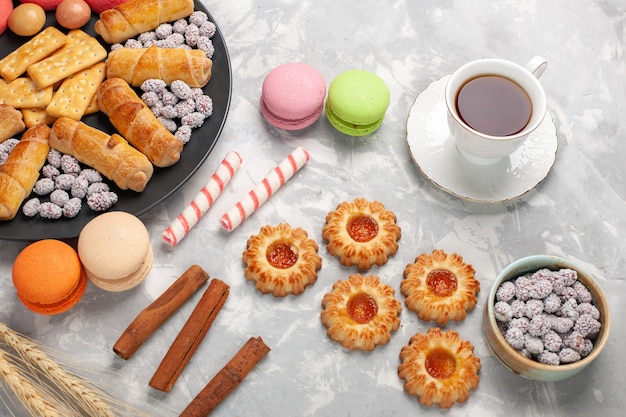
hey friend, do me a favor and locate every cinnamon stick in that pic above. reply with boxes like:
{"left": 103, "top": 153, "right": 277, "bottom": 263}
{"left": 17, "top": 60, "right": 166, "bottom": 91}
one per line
{"left": 113, "top": 265, "right": 210, "bottom": 360}
{"left": 179, "top": 337, "right": 271, "bottom": 417}
{"left": 149, "top": 278, "right": 230, "bottom": 392}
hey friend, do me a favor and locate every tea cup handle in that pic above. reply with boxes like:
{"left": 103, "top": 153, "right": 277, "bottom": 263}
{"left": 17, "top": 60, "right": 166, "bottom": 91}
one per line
{"left": 525, "top": 55, "right": 548, "bottom": 79}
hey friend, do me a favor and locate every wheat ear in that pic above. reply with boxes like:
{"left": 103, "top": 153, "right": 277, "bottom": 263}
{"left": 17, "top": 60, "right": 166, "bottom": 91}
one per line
{"left": 0, "top": 348, "right": 63, "bottom": 417}
{"left": 0, "top": 323, "right": 115, "bottom": 417}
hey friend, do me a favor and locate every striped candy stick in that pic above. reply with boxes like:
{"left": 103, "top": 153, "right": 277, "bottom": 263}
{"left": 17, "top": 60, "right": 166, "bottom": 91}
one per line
{"left": 220, "top": 147, "right": 310, "bottom": 232}
{"left": 162, "top": 151, "right": 242, "bottom": 246}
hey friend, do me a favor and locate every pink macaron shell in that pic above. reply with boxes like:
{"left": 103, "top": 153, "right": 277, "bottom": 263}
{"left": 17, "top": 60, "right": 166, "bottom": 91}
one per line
{"left": 260, "top": 99, "right": 324, "bottom": 130}
{"left": 260, "top": 63, "right": 326, "bottom": 130}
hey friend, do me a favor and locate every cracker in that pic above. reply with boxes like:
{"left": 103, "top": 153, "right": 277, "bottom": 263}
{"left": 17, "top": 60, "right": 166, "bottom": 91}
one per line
{"left": 0, "top": 78, "right": 53, "bottom": 108}
{"left": 21, "top": 108, "right": 58, "bottom": 128}
{"left": 64, "top": 29, "right": 91, "bottom": 46}
{"left": 85, "top": 95, "right": 100, "bottom": 115}
{"left": 26, "top": 30, "right": 107, "bottom": 89}
{"left": 46, "top": 62, "right": 106, "bottom": 120}
{"left": 0, "top": 27, "right": 67, "bottom": 82}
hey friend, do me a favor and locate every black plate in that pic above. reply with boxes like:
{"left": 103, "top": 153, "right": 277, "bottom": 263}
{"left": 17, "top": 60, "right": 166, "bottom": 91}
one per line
{"left": 0, "top": 0, "right": 231, "bottom": 241}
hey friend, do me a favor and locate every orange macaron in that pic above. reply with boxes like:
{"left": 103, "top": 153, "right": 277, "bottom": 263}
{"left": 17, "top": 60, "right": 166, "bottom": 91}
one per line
{"left": 12, "top": 239, "right": 87, "bottom": 315}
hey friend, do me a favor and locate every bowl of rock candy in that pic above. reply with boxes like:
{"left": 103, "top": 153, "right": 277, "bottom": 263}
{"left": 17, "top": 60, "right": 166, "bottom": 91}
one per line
{"left": 483, "top": 255, "right": 611, "bottom": 382}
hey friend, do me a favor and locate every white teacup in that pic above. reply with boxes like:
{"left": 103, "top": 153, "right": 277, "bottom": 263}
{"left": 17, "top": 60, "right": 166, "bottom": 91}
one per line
{"left": 444, "top": 56, "right": 548, "bottom": 165}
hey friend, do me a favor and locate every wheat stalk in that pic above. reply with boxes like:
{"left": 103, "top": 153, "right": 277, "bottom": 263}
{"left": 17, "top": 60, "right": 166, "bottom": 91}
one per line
{"left": 0, "top": 349, "right": 63, "bottom": 417}
{"left": 0, "top": 323, "right": 116, "bottom": 417}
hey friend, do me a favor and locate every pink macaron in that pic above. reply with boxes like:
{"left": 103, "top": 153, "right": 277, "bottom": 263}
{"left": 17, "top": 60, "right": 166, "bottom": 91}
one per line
{"left": 260, "top": 63, "right": 326, "bottom": 130}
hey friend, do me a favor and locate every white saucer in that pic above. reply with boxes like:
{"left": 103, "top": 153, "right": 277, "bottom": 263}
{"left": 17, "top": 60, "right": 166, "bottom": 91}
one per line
{"left": 406, "top": 75, "right": 558, "bottom": 203}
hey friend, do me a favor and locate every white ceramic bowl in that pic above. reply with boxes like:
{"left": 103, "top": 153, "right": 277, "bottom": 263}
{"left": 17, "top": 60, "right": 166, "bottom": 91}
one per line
{"left": 483, "top": 255, "right": 611, "bottom": 382}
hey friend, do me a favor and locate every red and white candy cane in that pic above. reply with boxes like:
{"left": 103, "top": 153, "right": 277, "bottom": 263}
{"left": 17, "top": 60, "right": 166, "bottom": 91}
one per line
{"left": 162, "top": 151, "right": 242, "bottom": 246}
{"left": 220, "top": 146, "right": 310, "bottom": 232}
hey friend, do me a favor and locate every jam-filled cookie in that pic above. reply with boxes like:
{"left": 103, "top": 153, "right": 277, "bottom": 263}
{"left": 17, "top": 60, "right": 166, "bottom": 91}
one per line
{"left": 243, "top": 223, "right": 322, "bottom": 297}
{"left": 321, "top": 273, "right": 402, "bottom": 351}
{"left": 401, "top": 249, "right": 480, "bottom": 325}
{"left": 322, "top": 198, "right": 401, "bottom": 270}
{"left": 398, "top": 327, "right": 481, "bottom": 409}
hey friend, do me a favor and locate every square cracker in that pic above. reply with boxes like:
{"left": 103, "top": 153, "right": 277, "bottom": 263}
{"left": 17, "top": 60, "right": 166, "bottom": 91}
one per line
{"left": 21, "top": 108, "right": 58, "bottom": 128}
{"left": 46, "top": 62, "right": 106, "bottom": 120}
{"left": 0, "top": 78, "right": 53, "bottom": 108}
{"left": 64, "top": 29, "right": 92, "bottom": 46}
{"left": 26, "top": 30, "right": 107, "bottom": 89}
{"left": 0, "top": 27, "right": 67, "bottom": 82}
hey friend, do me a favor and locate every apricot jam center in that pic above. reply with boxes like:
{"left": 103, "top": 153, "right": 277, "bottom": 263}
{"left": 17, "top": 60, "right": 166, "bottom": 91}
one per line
{"left": 425, "top": 347, "right": 456, "bottom": 379}
{"left": 266, "top": 241, "right": 298, "bottom": 269}
{"left": 347, "top": 214, "right": 378, "bottom": 243}
{"left": 347, "top": 292, "right": 378, "bottom": 324}
{"left": 426, "top": 269, "right": 457, "bottom": 297}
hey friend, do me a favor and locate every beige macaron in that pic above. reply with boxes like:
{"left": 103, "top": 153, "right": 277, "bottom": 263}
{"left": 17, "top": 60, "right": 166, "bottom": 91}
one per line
{"left": 78, "top": 211, "right": 153, "bottom": 292}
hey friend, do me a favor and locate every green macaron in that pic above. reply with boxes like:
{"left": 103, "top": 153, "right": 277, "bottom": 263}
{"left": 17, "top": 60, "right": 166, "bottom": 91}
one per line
{"left": 325, "top": 69, "right": 390, "bottom": 136}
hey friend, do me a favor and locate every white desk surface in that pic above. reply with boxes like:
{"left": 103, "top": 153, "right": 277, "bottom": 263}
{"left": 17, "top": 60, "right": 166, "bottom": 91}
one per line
{"left": 1, "top": 1, "right": 625, "bottom": 416}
